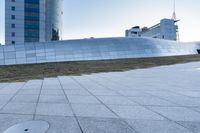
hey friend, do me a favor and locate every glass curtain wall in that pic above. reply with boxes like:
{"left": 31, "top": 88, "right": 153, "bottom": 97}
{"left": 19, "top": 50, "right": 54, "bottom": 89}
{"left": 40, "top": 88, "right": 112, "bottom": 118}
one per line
{"left": 24, "top": 0, "right": 40, "bottom": 42}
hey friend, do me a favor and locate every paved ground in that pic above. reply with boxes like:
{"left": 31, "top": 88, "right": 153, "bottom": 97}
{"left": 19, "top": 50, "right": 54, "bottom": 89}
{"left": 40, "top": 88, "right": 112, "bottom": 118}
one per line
{"left": 0, "top": 62, "right": 200, "bottom": 133}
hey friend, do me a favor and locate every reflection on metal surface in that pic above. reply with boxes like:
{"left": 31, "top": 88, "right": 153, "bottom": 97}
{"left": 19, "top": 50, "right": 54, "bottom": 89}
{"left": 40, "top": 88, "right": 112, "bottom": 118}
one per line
{"left": 196, "top": 68, "right": 200, "bottom": 71}
{"left": 45, "top": 0, "right": 63, "bottom": 41}
{"left": 3, "top": 120, "right": 49, "bottom": 133}
{"left": 0, "top": 37, "right": 200, "bottom": 66}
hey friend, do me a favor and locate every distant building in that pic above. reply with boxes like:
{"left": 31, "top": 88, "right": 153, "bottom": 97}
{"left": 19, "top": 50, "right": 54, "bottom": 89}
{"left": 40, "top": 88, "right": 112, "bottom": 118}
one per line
{"left": 125, "top": 26, "right": 141, "bottom": 37}
{"left": 125, "top": 19, "right": 179, "bottom": 41}
{"left": 5, "top": 0, "right": 63, "bottom": 45}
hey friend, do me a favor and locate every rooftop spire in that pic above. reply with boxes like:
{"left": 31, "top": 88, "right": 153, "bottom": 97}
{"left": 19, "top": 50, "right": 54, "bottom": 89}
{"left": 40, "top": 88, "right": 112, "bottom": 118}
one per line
{"left": 172, "top": 0, "right": 177, "bottom": 20}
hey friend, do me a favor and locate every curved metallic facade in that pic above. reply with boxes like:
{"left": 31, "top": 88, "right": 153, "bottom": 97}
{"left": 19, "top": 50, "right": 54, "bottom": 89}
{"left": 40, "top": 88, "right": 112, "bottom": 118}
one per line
{"left": 0, "top": 37, "right": 200, "bottom": 65}
{"left": 45, "top": 0, "right": 63, "bottom": 41}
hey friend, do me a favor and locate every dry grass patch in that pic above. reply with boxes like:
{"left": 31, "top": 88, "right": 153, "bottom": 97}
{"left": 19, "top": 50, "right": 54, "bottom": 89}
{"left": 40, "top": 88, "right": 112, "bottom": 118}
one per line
{"left": 0, "top": 54, "right": 200, "bottom": 82}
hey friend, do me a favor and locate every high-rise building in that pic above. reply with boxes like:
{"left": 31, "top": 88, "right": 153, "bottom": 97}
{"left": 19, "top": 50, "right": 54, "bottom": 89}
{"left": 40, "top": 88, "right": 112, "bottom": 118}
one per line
{"left": 5, "top": 0, "right": 63, "bottom": 45}
{"left": 125, "top": 19, "right": 179, "bottom": 41}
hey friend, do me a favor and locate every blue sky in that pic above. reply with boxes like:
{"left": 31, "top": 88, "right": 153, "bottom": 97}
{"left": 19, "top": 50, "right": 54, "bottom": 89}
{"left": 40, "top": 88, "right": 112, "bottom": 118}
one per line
{"left": 0, "top": 0, "right": 199, "bottom": 44}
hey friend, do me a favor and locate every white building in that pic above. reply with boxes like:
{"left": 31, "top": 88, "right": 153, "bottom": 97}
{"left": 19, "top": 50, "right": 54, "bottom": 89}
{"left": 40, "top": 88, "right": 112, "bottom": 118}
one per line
{"left": 126, "top": 19, "right": 179, "bottom": 41}
{"left": 5, "top": 0, "right": 63, "bottom": 45}
{"left": 125, "top": 26, "right": 141, "bottom": 37}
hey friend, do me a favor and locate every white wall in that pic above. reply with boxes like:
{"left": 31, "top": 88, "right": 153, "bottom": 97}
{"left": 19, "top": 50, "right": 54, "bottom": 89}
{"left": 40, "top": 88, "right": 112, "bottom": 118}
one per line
{"left": 5, "top": 0, "right": 24, "bottom": 45}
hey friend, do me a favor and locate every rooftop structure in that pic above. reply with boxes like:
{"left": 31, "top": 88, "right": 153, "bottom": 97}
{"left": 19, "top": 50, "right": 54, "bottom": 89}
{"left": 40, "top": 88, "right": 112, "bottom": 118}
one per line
{"left": 125, "top": 19, "right": 179, "bottom": 41}
{"left": 0, "top": 61, "right": 200, "bottom": 132}
{"left": 5, "top": 0, "right": 63, "bottom": 45}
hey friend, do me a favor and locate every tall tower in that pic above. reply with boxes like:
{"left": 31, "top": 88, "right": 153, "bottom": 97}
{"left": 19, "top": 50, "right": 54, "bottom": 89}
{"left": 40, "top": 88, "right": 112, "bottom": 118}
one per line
{"left": 5, "top": 0, "right": 63, "bottom": 45}
{"left": 45, "top": 0, "right": 63, "bottom": 41}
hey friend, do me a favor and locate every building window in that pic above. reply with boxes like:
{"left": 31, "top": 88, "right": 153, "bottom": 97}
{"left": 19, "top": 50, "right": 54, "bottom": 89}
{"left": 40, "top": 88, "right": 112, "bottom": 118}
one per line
{"left": 12, "top": 32, "right": 15, "bottom": 37}
{"left": 11, "top": 15, "right": 15, "bottom": 19}
{"left": 11, "top": 41, "right": 15, "bottom": 44}
{"left": 11, "top": 6, "right": 15, "bottom": 11}
{"left": 11, "top": 24, "right": 15, "bottom": 28}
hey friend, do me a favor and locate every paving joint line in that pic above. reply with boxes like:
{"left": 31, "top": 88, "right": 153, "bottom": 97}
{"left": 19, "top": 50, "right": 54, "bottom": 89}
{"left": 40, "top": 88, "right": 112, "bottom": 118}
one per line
{"left": 71, "top": 76, "right": 139, "bottom": 133}
{"left": 0, "top": 82, "right": 26, "bottom": 112}
{"left": 33, "top": 80, "right": 44, "bottom": 120}
{"left": 96, "top": 73, "right": 200, "bottom": 109}
{"left": 91, "top": 74, "right": 197, "bottom": 133}
{"left": 57, "top": 76, "right": 84, "bottom": 133}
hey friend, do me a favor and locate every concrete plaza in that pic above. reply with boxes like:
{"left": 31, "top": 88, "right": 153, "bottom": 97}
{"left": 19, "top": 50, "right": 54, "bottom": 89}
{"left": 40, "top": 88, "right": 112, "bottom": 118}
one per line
{"left": 0, "top": 62, "right": 200, "bottom": 133}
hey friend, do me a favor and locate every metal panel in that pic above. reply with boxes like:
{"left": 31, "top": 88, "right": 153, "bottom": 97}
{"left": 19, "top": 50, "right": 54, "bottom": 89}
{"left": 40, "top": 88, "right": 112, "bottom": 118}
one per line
{"left": 0, "top": 37, "right": 200, "bottom": 65}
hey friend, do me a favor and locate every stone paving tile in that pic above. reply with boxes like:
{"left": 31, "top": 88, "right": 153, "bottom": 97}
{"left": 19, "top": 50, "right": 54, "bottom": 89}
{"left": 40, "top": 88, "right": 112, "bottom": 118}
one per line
{"left": 108, "top": 105, "right": 165, "bottom": 120}
{"left": 21, "top": 87, "right": 41, "bottom": 91}
{"left": 17, "top": 89, "right": 41, "bottom": 95}
{"left": 145, "top": 91, "right": 200, "bottom": 107}
{"left": 42, "top": 86, "right": 62, "bottom": 90}
{"left": 2, "top": 83, "right": 25, "bottom": 92}
{"left": 0, "top": 88, "right": 18, "bottom": 95}
{"left": 166, "top": 97, "right": 200, "bottom": 107}
{"left": 149, "top": 106, "right": 200, "bottom": 122}
{"left": 67, "top": 95, "right": 101, "bottom": 104}
{"left": 59, "top": 83, "right": 85, "bottom": 91}
{"left": 173, "top": 91, "right": 200, "bottom": 98}
{"left": 0, "top": 102, "right": 7, "bottom": 110}
{"left": 22, "top": 82, "right": 42, "bottom": 89}
{"left": 0, "top": 114, "right": 33, "bottom": 133}
{"left": 10, "top": 94, "right": 39, "bottom": 103}
{"left": 126, "top": 119, "right": 193, "bottom": 133}
{"left": 35, "top": 115, "right": 82, "bottom": 133}
{"left": 88, "top": 89, "right": 118, "bottom": 96}
{"left": 128, "top": 96, "right": 175, "bottom": 106}
{"left": 64, "top": 89, "right": 91, "bottom": 96}
{"left": 39, "top": 95, "right": 68, "bottom": 104}
{"left": 117, "top": 90, "right": 151, "bottom": 97}
{"left": 71, "top": 104, "right": 117, "bottom": 118}
{"left": 0, "top": 94, "right": 13, "bottom": 102}
{"left": 0, "top": 83, "right": 8, "bottom": 89}
{"left": 97, "top": 96, "right": 138, "bottom": 106}
{"left": 62, "top": 85, "right": 85, "bottom": 90}
{"left": 58, "top": 78, "right": 85, "bottom": 90}
{"left": 40, "top": 89, "right": 64, "bottom": 95}
{"left": 177, "top": 121, "right": 200, "bottom": 133}
{"left": 42, "top": 85, "right": 61, "bottom": 89}
{"left": 80, "top": 83, "right": 108, "bottom": 91}
{"left": 77, "top": 117, "right": 136, "bottom": 133}
{"left": 43, "top": 81, "right": 60, "bottom": 85}
{"left": 144, "top": 91, "right": 181, "bottom": 97}
{"left": 36, "top": 103, "right": 73, "bottom": 116}
{"left": 191, "top": 107, "right": 200, "bottom": 113}
{"left": 0, "top": 102, "right": 36, "bottom": 115}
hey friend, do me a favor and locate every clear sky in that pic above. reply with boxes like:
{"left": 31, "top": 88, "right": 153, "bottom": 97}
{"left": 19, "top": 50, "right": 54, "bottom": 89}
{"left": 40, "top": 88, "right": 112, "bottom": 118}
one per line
{"left": 0, "top": 0, "right": 199, "bottom": 44}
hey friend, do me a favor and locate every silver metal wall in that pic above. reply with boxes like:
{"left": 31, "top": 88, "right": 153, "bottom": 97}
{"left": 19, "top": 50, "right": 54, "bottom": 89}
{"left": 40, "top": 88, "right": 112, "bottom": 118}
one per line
{"left": 0, "top": 37, "right": 200, "bottom": 66}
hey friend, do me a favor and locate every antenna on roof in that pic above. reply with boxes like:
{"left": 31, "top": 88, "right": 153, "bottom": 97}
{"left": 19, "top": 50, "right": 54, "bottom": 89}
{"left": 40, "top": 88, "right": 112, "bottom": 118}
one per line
{"left": 171, "top": 0, "right": 179, "bottom": 41}
{"left": 172, "top": 0, "right": 177, "bottom": 20}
